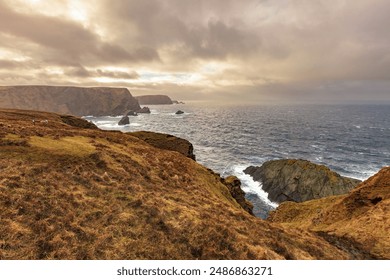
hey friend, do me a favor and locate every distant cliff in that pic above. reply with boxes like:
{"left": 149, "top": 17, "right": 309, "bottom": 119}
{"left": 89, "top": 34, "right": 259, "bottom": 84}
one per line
{"left": 0, "top": 85, "right": 140, "bottom": 116}
{"left": 136, "top": 95, "right": 173, "bottom": 105}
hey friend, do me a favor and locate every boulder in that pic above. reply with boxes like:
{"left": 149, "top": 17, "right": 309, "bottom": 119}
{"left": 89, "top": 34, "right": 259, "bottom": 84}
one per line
{"left": 175, "top": 110, "right": 184, "bottom": 115}
{"left": 137, "top": 107, "right": 151, "bottom": 114}
{"left": 118, "top": 116, "right": 130, "bottom": 126}
{"left": 244, "top": 159, "right": 361, "bottom": 203}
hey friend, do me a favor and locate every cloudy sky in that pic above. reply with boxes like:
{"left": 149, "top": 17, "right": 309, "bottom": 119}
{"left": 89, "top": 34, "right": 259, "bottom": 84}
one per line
{"left": 0, "top": 0, "right": 389, "bottom": 103}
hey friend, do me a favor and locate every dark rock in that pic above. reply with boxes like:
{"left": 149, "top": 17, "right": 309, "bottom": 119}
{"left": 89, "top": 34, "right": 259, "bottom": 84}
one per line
{"left": 175, "top": 110, "right": 184, "bottom": 115}
{"left": 126, "top": 110, "right": 138, "bottom": 116}
{"left": 129, "top": 131, "right": 195, "bottom": 160}
{"left": 244, "top": 159, "right": 361, "bottom": 203}
{"left": 136, "top": 95, "right": 173, "bottom": 105}
{"left": 137, "top": 107, "right": 151, "bottom": 114}
{"left": 222, "top": 176, "right": 254, "bottom": 215}
{"left": 118, "top": 116, "right": 130, "bottom": 126}
{"left": 0, "top": 85, "right": 141, "bottom": 116}
{"left": 60, "top": 115, "right": 98, "bottom": 129}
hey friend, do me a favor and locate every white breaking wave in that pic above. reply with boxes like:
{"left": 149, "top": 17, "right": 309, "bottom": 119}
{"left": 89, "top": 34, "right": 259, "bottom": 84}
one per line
{"left": 232, "top": 165, "right": 278, "bottom": 208}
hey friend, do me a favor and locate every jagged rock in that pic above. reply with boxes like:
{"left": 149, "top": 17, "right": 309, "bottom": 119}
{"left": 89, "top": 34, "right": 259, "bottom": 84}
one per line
{"left": 137, "top": 107, "right": 151, "bottom": 114}
{"left": 244, "top": 159, "right": 361, "bottom": 203}
{"left": 129, "top": 131, "right": 195, "bottom": 160}
{"left": 222, "top": 176, "right": 254, "bottom": 215}
{"left": 136, "top": 95, "right": 173, "bottom": 105}
{"left": 175, "top": 110, "right": 184, "bottom": 115}
{"left": 118, "top": 116, "right": 130, "bottom": 126}
{"left": 0, "top": 85, "right": 141, "bottom": 116}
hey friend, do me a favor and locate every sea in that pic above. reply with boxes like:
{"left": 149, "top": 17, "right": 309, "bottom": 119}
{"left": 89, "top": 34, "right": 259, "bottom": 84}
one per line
{"left": 84, "top": 104, "right": 390, "bottom": 218}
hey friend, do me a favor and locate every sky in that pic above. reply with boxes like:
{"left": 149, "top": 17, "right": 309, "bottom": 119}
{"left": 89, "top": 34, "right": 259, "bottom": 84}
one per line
{"left": 0, "top": 0, "right": 389, "bottom": 104}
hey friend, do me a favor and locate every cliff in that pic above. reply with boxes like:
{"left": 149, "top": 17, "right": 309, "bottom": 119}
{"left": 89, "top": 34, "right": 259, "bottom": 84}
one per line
{"left": 244, "top": 159, "right": 361, "bottom": 203}
{"left": 0, "top": 86, "right": 140, "bottom": 116}
{"left": 0, "top": 108, "right": 367, "bottom": 260}
{"left": 136, "top": 95, "right": 173, "bottom": 105}
{"left": 268, "top": 167, "right": 390, "bottom": 259}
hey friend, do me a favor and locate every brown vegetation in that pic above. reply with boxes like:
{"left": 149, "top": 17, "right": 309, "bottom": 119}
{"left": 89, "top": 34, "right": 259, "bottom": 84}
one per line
{"left": 268, "top": 167, "right": 390, "bottom": 259}
{"left": 0, "top": 109, "right": 386, "bottom": 259}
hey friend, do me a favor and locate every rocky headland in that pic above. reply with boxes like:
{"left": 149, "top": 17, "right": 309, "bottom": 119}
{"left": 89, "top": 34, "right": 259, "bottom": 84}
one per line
{"left": 244, "top": 159, "right": 361, "bottom": 203}
{"left": 135, "top": 95, "right": 173, "bottom": 105}
{"left": 0, "top": 85, "right": 140, "bottom": 116}
{"left": 0, "top": 109, "right": 388, "bottom": 260}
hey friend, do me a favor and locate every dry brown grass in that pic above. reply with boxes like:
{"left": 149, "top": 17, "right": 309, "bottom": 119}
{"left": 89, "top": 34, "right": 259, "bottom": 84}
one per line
{"left": 268, "top": 168, "right": 390, "bottom": 259}
{"left": 0, "top": 108, "right": 372, "bottom": 260}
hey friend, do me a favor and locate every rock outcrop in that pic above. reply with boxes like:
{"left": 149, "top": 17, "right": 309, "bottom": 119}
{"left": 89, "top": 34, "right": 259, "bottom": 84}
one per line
{"left": 0, "top": 85, "right": 140, "bottom": 116}
{"left": 268, "top": 167, "right": 390, "bottom": 259}
{"left": 136, "top": 95, "right": 173, "bottom": 105}
{"left": 129, "top": 131, "right": 196, "bottom": 160}
{"left": 244, "top": 159, "right": 361, "bottom": 203}
{"left": 175, "top": 110, "right": 184, "bottom": 115}
{"left": 222, "top": 176, "right": 254, "bottom": 215}
{"left": 137, "top": 107, "right": 151, "bottom": 114}
{"left": 118, "top": 116, "right": 130, "bottom": 126}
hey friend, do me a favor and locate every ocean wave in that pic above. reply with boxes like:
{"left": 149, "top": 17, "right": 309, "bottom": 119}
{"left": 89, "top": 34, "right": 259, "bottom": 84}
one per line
{"left": 232, "top": 165, "right": 278, "bottom": 209}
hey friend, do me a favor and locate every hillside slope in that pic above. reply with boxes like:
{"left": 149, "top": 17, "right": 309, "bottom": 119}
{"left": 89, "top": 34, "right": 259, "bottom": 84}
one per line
{"left": 0, "top": 109, "right": 384, "bottom": 259}
{"left": 0, "top": 86, "right": 140, "bottom": 116}
{"left": 268, "top": 167, "right": 390, "bottom": 259}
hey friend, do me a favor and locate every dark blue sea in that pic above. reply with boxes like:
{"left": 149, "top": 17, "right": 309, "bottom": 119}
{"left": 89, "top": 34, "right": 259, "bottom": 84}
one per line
{"left": 85, "top": 104, "right": 390, "bottom": 218}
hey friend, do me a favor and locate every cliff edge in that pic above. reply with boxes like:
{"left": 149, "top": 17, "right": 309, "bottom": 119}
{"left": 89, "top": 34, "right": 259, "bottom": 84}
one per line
{"left": 0, "top": 85, "right": 140, "bottom": 116}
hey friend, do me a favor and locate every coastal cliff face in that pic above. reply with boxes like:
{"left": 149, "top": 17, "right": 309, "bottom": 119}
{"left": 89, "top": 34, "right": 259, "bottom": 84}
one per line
{"left": 136, "top": 95, "right": 173, "bottom": 105}
{"left": 0, "top": 86, "right": 140, "bottom": 116}
{"left": 268, "top": 167, "right": 390, "bottom": 259}
{"left": 0, "top": 109, "right": 367, "bottom": 260}
{"left": 244, "top": 159, "right": 361, "bottom": 203}
{"left": 129, "top": 131, "right": 196, "bottom": 160}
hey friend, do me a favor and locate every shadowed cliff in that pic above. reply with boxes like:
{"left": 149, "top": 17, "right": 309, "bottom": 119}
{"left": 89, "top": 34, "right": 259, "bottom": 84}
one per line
{"left": 0, "top": 86, "right": 140, "bottom": 116}
{"left": 136, "top": 95, "right": 173, "bottom": 105}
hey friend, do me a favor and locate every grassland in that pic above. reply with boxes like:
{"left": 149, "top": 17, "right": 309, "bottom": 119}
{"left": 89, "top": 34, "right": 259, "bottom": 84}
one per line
{"left": 0, "top": 109, "right": 388, "bottom": 259}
